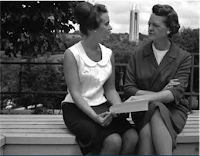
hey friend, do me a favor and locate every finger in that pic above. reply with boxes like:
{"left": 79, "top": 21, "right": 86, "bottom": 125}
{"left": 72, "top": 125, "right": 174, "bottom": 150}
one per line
{"left": 170, "top": 79, "right": 179, "bottom": 82}
{"left": 101, "top": 119, "right": 110, "bottom": 127}
{"left": 170, "top": 80, "right": 180, "bottom": 84}
{"left": 112, "top": 113, "right": 118, "bottom": 117}
{"left": 104, "top": 117, "right": 112, "bottom": 126}
{"left": 102, "top": 115, "right": 113, "bottom": 126}
{"left": 169, "top": 82, "right": 180, "bottom": 86}
{"left": 173, "top": 82, "right": 180, "bottom": 86}
{"left": 168, "top": 81, "right": 180, "bottom": 85}
{"left": 100, "top": 112, "right": 111, "bottom": 117}
{"left": 105, "top": 118, "right": 113, "bottom": 127}
{"left": 166, "top": 86, "right": 173, "bottom": 89}
{"left": 104, "top": 114, "right": 113, "bottom": 121}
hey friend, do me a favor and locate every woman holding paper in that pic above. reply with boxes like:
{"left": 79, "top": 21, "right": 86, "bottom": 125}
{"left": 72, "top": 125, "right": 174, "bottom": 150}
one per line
{"left": 62, "top": 2, "right": 138, "bottom": 155}
{"left": 124, "top": 4, "right": 191, "bottom": 155}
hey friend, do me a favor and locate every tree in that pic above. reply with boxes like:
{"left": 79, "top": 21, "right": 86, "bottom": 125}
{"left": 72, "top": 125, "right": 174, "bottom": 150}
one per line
{"left": 20, "top": 60, "right": 66, "bottom": 110}
{"left": 1, "top": 1, "right": 82, "bottom": 58}
{"left": 172, "top": 28, "right": 199, "bottom": 53}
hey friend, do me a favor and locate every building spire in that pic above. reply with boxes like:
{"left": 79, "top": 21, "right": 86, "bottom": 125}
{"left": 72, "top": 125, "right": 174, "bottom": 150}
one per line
{"left": 129, "top": 4, "right": 139, "bottom": 43}
{"left": 131, "top": 4, "right": 134, "bottom": 10}
{"left": 131, "top": 4, "right": 137, "bottom": 10}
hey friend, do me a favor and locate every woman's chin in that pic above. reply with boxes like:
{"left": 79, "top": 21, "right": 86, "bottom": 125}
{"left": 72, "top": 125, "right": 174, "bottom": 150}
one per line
{"left": 103, "top": 35, "right": 110, "bottom": 41}
{"left": 148, "top": 35, "right": 155, "bottom": 41}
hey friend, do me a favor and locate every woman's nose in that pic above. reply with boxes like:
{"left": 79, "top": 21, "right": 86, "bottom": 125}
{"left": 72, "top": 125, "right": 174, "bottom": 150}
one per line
{"left": 109, "top": 25, "right": 112, "bottom": 30}
{"left": 148, "top": 24, "right": 153, "bottom": 31}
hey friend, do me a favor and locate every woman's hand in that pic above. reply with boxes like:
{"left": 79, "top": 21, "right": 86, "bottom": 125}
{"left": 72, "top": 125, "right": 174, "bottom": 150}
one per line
{"left": 95, "top": 112, "right": 113, "bottom": 127}
{"left": 163, "top": 79, "right": 180, "bottom": 90}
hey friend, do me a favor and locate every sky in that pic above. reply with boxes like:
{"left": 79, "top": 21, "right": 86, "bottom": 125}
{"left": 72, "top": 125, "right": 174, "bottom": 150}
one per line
{"left": 71, "top": 0, "right": 200, "bottom": 35}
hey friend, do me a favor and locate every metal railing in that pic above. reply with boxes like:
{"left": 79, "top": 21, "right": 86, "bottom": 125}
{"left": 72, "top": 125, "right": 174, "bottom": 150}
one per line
{"left": 1, "top": 61, "right": 67, "bottom": 95}
{"left": 1, "top": 53, "right": 199, "bottom": 110}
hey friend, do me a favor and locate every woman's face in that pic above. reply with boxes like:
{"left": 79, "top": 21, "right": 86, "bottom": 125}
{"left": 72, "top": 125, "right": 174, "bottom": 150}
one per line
{"left": 95, "top": 12, "right": 112, "bottom": 40}
{"left": 148, "top": 13, "right": 170, "bottom": 41}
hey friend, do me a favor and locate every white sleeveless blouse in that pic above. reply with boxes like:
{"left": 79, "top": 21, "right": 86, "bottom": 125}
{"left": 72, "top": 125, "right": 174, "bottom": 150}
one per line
{"left": 62, "top": 41, "right": 112, "bottom": 106}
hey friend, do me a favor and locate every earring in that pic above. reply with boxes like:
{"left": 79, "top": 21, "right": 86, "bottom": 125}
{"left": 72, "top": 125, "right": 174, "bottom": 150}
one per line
{"left": 94, "top": 30, "right": 97, "bottom": 33}
{"left": 167, "top": 31, "right": 170, "bottom": 34}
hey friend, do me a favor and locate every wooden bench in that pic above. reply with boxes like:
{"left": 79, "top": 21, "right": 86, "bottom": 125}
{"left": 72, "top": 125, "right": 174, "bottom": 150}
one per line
{"left": 0, "top": 110, "right": 199, "bottom": 155}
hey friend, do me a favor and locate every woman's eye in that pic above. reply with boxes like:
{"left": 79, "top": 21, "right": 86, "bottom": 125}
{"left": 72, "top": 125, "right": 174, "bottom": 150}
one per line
{"left": 105, "top": 22, "right": 109, "bottom": 26}
{"left": 153, "top": 23, "right": 159, "bottom": 27}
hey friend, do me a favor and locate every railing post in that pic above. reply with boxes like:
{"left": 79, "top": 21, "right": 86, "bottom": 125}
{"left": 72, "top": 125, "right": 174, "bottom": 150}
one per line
{"left": 189, "top": 53, "right": 194, "bottom": 112}
{"left": 19, "top": 63, "right": 22, "bottom": 94}
{"left": 19, "top": 63, "right": 23, "bottom": 109}
{"left": 119, "top": 69, "right": 124, "bottom": 91}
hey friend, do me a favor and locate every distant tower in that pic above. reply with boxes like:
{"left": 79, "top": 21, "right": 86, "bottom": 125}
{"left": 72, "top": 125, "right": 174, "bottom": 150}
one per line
{"left": 129, "top": 4, "right": 139, "bottom": 43}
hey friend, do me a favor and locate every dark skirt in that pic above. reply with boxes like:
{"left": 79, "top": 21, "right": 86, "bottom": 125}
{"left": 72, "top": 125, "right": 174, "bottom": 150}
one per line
{"left": 62, "top": 102, "right": 133, "bottom": 155}
{"left": 131, "top": 101, "right": 188, "bottom": 149}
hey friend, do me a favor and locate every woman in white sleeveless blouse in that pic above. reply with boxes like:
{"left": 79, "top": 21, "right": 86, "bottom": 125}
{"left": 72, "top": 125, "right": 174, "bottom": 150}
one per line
{"left": 62, "top": 2, "right": 138, "bottom": 155}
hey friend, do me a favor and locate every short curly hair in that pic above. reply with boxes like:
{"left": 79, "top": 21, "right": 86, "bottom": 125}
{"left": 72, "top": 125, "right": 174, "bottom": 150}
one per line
{"left": 74, "top": 2, "right": 108, "bottom": 36}
{"left": 152, "top": 4, "right": 180, "bottom": 37}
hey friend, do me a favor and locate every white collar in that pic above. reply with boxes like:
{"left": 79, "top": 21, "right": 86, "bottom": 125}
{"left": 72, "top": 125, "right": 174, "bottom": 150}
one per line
{"left": 78, "top": 41, "right": 110, "bottom": 67}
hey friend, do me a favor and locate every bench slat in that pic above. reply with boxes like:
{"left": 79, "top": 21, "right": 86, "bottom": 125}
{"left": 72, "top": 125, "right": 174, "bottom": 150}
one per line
{"left": 0, "top": 133, "right": 76, "bottom": 144}
{"left": 0, "top": 122, "right": 65, "bottom": 125}
{"left": 176, "top": 133, "right": 199, "bottom": 143}
{"left": 0, "top": 115, "right": 62, "bottom": 118}
{"left": 0, "top": 128, "right": 71, "bottom": 134}
{"left": 0, "top": 125, "right": 67, "bottom": 129}
{"left": 183, "top": 124, "right": 199, "bottom": 128}
{"left": 1, "top": 124, "right": 199, "bottom": 129}
{"left": 181, "top": 129, "right": 199, "bottom": 133}
{"left": 185, "top": 121, "right": 199, "bottom": 124}
{"left": 1, "top": 120, "right": 197, "bottom": 125}
{"left": 187, "top": 117, "right": 199, "bottom": 120}
{"left": 3, "top": 118, "right": 197, "bottom": 122}
{"left": 0, "top": 118, "right": 63, "bottom": 122}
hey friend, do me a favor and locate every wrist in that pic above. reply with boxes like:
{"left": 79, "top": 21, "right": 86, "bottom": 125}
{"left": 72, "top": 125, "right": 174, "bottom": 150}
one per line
{"left": 91, "top": 113, "right": 99, "bottom": 123}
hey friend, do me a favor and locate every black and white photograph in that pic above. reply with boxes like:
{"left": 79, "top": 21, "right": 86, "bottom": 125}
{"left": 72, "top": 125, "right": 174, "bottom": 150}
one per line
{"left": 0, "top": 0, "right": 199, "bottom": 155}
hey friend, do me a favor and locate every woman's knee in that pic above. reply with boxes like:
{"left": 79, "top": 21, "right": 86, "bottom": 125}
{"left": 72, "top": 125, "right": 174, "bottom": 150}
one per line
{"left": 151, "top": 109, "right": 164, "bottom": 125}
{"left": 73, "top": 120, "right": 98, "bottom": 142}
{"left": 103, "top": 133, "right": 122, "bottom": 149}
{"left": 139, "top": 123, "right": 152, "bottom": 139}
{"left": 123, "top": 129, "right": 138, "bottom": 145}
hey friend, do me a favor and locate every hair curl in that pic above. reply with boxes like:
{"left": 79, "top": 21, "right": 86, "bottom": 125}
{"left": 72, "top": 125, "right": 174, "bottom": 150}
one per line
{"left": 74, "top": 2, "right": 108, "bottom": 36}
{"left": 152, "top": 4, "right": 180, "bottom": 37}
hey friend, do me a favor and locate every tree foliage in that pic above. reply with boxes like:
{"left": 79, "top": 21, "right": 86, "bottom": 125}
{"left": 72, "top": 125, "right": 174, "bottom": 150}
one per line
{"left": 20, "top": 61, "right": 66, "bottom": 109}
{"left": 172, "top": 27, "right": 199, "bottom": 53}
{"left": 1, "top": 57, "right": 66, "bottom": 110}
{"left": 1, "top": 1, "right": 82, "bottom": 58}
